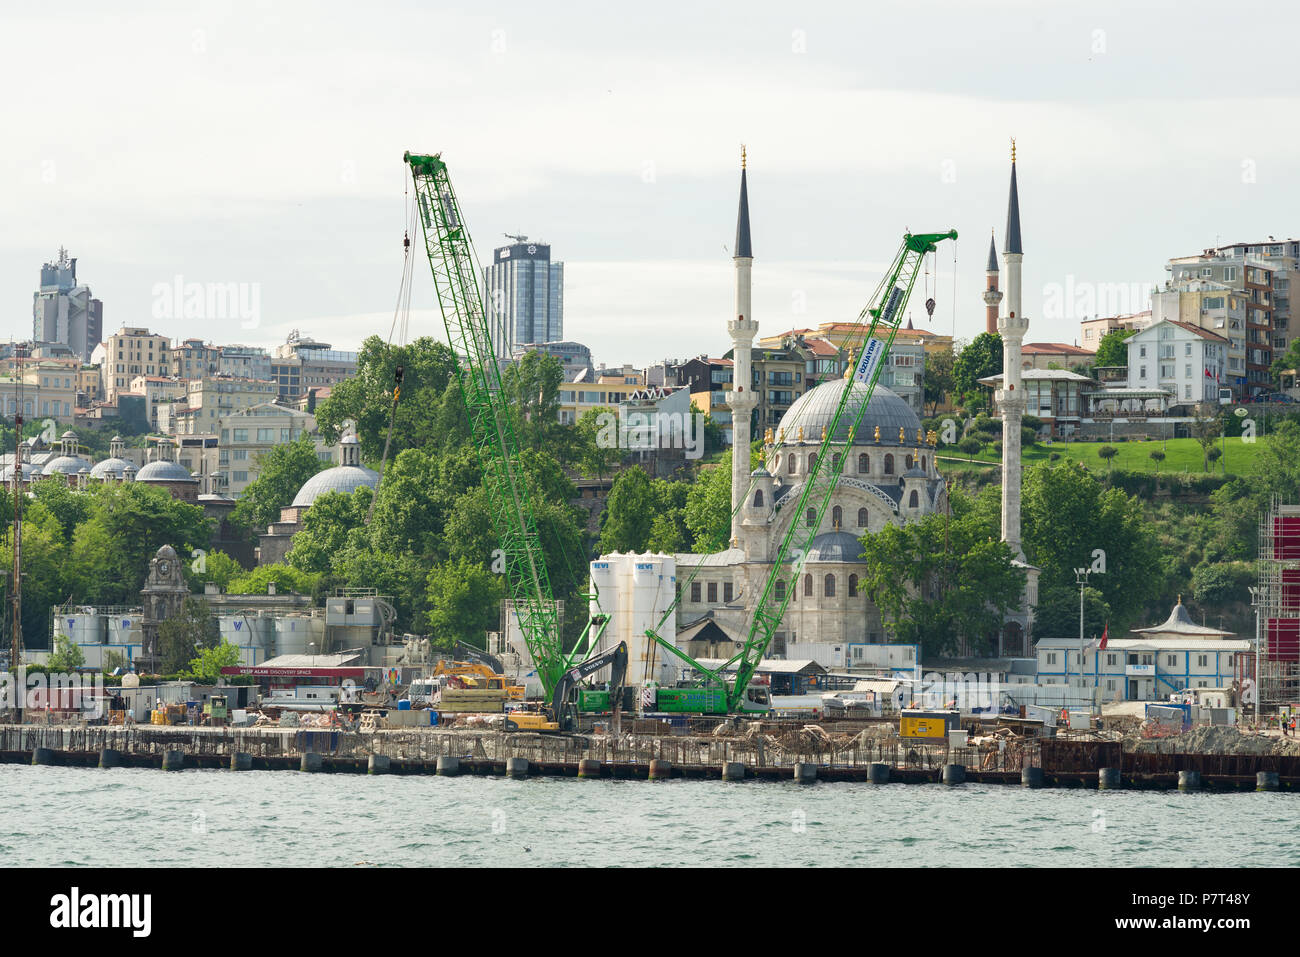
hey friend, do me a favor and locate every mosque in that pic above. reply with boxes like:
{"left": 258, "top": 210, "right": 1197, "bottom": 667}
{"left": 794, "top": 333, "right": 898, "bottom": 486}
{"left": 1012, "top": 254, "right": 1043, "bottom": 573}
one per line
{"left": 593, "top": 148, "right": 1037, "bottom": 678}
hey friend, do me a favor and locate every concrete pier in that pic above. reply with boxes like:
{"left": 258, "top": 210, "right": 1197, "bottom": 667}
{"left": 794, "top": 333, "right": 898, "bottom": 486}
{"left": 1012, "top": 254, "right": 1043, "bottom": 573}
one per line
{"left": 230, "top": 752, "right": 253, "bottom": 771}
{"left": 368, "top": 755, "right": 391, "bottom": 775}
{"left": 868, "top": 763, "right": 890, "bottom": 784}
{"left": 1178, "top": 770, "right": 1201, "bottom": 791}
{"left": 577, "top": 758, "right": 601, "bottom": 779}
{"left": 1257, "top": 771, "right": 1280, "bottom": 792}
{"left": 721, "top": 761, "right": 745, "bottom": 781}
{"left": 793, "top": 763, "right": 818, "bottom": 784}
{"left": 648, "top": 759, "right": 672, "bottom": 780}
{"left": 1021, "top": 766, "right": 1043, "bottom": 788}
{"left": 505, "top": 757, "right": 529, "bottom": 778}
{"left": 98, "top": 748, "right": 123, "bottom": 769}
{"left": 1098, "top": 767, "right": 1121, "bottom": 790}
{"left": 436, "top": 756, "right": 459, "bottom": 776}
{"left": 941, "top": 764, "right": 965, "bottom": 785}
{"left": 31, "top": 747, "right": 55, "bottom": 766}
{"left": 161, "top": 750, "right": 185, "bottom": 771}
{"left": 300, "top": 752, "right": 323, "bottom": 772}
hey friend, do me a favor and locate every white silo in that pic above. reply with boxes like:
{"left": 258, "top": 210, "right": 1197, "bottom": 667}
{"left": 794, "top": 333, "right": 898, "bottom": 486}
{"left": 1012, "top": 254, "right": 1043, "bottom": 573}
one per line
{"left": 275, "top": 615, "right": 310, "bottom": 656}
{"left": 591, "top": 552, "right": 678, "bottom": 689}
{"left": 107, "top": 613, "right": 141, "bottom": 646}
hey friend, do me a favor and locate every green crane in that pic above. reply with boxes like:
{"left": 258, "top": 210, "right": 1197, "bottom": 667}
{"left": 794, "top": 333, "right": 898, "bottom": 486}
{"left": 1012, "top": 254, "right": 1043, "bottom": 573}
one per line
{"left": 645, "top": 230, "right": 957, "bottom": 712}
{"left": 404, "top": 151, "right": 606, "bottom": 697}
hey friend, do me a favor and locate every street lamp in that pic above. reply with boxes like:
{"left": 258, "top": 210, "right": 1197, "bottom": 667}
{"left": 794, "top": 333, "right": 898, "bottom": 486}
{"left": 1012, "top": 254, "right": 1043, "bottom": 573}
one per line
{"left": 1247, "top": 585, "right": 1263, "bottom": 728}
{"left": 1072, "top": 567, "right": 1091, "bottom": 702}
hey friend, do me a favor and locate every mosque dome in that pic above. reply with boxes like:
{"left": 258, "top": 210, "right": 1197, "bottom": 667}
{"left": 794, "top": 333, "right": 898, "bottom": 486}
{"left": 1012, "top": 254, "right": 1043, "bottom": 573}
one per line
{"left": 291, "top": 464, "right": 379, "bottom": 507}
{"left": 136, "top": 460, "right": 197, "bottom": 483}
{"left": 776, "top": 378, "right": 921, "bottom": 446}
{"left": 42, "top": 453, "right": 95, "bottom": 476}
{"left": 804, "top": 531, "right": 866, "bottom": 563}
{"left": 90, "top": 457, "right": 133, "bottom": 479}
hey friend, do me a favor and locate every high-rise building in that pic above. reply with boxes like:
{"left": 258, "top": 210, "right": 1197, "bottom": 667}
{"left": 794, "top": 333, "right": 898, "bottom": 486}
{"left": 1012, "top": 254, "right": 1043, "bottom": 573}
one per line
{"left": 102, "top": 327, "right": 171, "bottom": 404}
{"left": 483, "top": 237, "right": 564, "bottom": 360}
{"left": 32, "top": 248, "right": 103, "bottom": 364}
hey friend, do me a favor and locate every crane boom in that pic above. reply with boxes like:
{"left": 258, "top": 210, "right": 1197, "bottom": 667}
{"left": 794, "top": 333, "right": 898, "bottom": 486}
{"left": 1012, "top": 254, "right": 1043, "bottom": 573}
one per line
{"left": 405, "top": 151, "right": 568, "bottom": 695}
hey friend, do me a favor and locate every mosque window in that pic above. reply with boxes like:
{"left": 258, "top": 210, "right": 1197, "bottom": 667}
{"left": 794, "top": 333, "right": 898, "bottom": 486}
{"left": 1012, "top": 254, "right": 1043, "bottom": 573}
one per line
{"left": 908, "top": 490, "right": 919, "bottom": 508}
{"left": 724, "top": 582, "right": 734, "bottom": 603}
{"left": 775, "top": 580, "right": 786, "bottom": 602}
{"left": 858, "top": 453, "right": 868, "bottom": 473}
{"left": 804, "top": 575, "right": 813, "bottom": 597}
{"left": 824, "top": 574, "right": 836, "bottom": 598}
{"left": 921, "top": 456, "right": 927, "bottom": 471}
{"left": 707, "top": 582, "right": 718, "bottom": 603}
{"left": 832, "top": 453, "right": 841, "bottom": 472}
{"left": 691, "top": 582, "right": 701, "bottom": 603}
{"left": 848, "top": 574, "right": 858, "bottom": 598}
{"left": 788, "top": 455, "right": 796, "bottom": 475}
{"left": 884, "top": 454, "right": 894, "bottom": 474}
{"left": 906, "top": 454, "right": 914, "bottom": 470}
{"left": 806, "top": 508, "right": 816, "bottom": 527}
{"left": 753, "top": 489, "right": 764, "bottom": 508}
{"left": 832, "top": 505, "right": 842, "bottom": 527}
{"left": 808, "top": 453, "right": 817, "bottom": 472}
{"left": 857, "top": 507, "right": 868, "bottom": 527}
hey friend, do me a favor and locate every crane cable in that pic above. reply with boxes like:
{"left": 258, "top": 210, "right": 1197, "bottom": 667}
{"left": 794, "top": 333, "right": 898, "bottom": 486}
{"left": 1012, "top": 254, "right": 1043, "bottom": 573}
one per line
{"left": 365, "top": 187, "right": 418, "bottom": 526}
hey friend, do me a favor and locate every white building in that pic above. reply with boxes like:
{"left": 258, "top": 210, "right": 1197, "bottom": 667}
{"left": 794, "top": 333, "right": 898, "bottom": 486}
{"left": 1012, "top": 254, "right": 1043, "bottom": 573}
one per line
{"left": 1125, "top": 319, "right": 1228, "bottom": 406}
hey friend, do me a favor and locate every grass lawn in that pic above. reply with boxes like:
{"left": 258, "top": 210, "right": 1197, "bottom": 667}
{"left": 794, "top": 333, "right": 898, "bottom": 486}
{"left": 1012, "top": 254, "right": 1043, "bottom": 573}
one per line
{"left": 936, "top": 435, "right": 1262, "bottom": 477}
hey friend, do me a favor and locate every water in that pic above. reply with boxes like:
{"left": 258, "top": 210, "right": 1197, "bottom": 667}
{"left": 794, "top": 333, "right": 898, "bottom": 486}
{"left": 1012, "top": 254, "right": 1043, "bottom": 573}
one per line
{"left": 4, "top": 765, "right": 1297, "bottom": 867}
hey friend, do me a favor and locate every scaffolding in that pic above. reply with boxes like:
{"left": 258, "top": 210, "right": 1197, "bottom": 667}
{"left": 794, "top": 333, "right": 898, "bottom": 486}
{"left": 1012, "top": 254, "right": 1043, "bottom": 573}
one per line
{"left": 1254, "top": 499, "right": 1300, "bottom": 711}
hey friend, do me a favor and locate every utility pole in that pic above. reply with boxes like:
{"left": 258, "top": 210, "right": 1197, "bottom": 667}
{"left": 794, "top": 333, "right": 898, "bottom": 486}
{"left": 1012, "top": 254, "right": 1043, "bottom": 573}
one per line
{"left": 1248, "top": 584, "right": 1263, "bottom": 728}
{"left": 10, "top": 343, "right": 24, "bottom": 680}
{"left": 1073, "top": 566, "right": 1091, "bottom": 705}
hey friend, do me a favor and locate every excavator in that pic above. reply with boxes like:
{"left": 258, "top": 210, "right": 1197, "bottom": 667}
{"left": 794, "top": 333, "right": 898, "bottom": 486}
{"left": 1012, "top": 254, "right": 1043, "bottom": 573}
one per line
{"left": 505, "top": 642, "right": 628, "bottom": 733}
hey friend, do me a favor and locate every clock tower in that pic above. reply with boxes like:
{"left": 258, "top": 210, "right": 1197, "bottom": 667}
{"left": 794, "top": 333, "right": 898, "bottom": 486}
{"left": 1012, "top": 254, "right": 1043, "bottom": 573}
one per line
{"left": 140, "top": 545, "right": 189, "bottom": 671}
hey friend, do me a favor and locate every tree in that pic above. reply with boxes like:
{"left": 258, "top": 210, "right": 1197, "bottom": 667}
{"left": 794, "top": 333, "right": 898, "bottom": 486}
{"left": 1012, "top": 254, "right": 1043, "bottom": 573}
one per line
{"left": 285, "top": 487, "right": 373, "bottom": 575}
{"left": 1097, "top": 445, "right": 1118, "bottom": 471}
{"left": 923, "top": 347, "right": 955, "bottom": 417}
{"left": 156, "top": 597, "right": 218, "bottom": 674}
{"left": 952, "top": 332, "right": 1003, "bottom": 402}
{"left": 1190, "top": 403, "right": 1223, "bottom": 472}
{"left": 1149, "top": 449, "right": 1166, "bottom": 473}
{"left": 575, "top": 406, "right": 623, "bottom": 481}
{"left": 227, "top": 565, "right": 321, "bottom": 598}
{"left": 425, "top": 557, "right": 506, "bottom": 648}
{"left": 188, "top": 641, "right": 241, "bottom": 684}
{"left": 1206, "top": 445, "right": 1223, "bottom": 471}
{"left": 499, "top": 352, "right": 576, "bottom": 463}
{"left": 857, "top": 486, "right": 1025, "bottom": 655}
{"left": 957, "top": 435, "right": 982, "bottom": 462}
{"left": 1094, "top": 328, "right": 1136, "bottom": 368}
{"left": 231, "top": 434, "right": 325, "bottom": 533}
{"left": 1033, "top": 583, "right": 1111, "bottom": 640}
{"left": 190, "top": 549, "right": 245, "bottom": 591}
{"left": 47, "top": 635, "right": 86, "bottom": 672}
{"left": 684, "top": 453, "right": 734, "bottom": 553}
{"left": 1268, "top": 337, "right": 1300, "bottom": 385}
{"left": 1191, "top": 561, "right": 1254, "bottom": 606}
{"left": 598, "top": 467, "right": 656, "bottom": 553}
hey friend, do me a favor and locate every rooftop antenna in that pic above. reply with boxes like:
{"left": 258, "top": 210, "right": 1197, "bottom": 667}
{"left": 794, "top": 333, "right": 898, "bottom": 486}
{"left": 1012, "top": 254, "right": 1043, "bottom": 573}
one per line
{"left": 504, "top": 233, "right": 528, "bottom": 243}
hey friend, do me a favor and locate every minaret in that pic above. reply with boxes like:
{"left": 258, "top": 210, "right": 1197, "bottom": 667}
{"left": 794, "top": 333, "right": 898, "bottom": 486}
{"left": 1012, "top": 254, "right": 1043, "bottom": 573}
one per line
{"left": 996, "top": 140, "right": 1028, "bottom": 560}
{"left": 983, "top": 230, "right": 1002, "bottom": 336}
{"left": 728, "top": 147, "right": 759, "bottom": 546}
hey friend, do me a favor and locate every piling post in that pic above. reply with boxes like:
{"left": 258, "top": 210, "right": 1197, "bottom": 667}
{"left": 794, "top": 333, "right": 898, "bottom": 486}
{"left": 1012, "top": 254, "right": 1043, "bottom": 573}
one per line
{"left": 161, "top": 750, "right": 185, "bottom": 771}
{"left": 1098, "top": 767, "right": 1121, "bottom": 789}
{"left": 941, "top": 763, "right": 965, "bottom": 785}
{"left": 230, "top": 752, "right": 252, "bottom": 771}
{"left": 1178, "top": 770, "right": 1201, "bottom": 791}
{"left": 98, "top": 748, "right": 123, "bottom": 769}
{"left": 648, "top": 759, "right": 672, "bottom": 780}
{"left": 1256, "top": 771, "right": 1280, "bottom": 792}
{"left": 368, "top": 754, "right": 391, "bottom": 775}
{"left": 721, "top": 761, "right": 745, "bottom": 781}
{"left": 578, "top": 758, "right": 601, "bottom": 779}
{"left": 1021, "top": 766, "right": 1044, "bottom": 788}
{"left": 793, "top": 763, "right": 817, "bottom": 784}
{"left": 31, "top": 747, "right": 55, "bottom": 766}
{"left": 868, "top": 763, "right": 890, "bottom": 784}
{"left": 505, "top": 757, "right": 529, "bottom": 778}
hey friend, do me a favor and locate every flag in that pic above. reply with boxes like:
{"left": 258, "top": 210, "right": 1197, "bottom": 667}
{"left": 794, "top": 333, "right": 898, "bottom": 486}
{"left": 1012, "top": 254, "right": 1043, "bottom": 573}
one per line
{"left": 1098, "top": 622, "right": 1109, "bottom": 651}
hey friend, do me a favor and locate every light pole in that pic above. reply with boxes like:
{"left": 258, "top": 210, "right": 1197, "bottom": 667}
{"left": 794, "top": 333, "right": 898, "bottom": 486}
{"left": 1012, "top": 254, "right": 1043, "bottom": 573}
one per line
{"left": 1073, "top": 567, "right": 1091, "bottom": 705}
{"left": 1248, "top": 585, "right": 1263, "bottom": 728}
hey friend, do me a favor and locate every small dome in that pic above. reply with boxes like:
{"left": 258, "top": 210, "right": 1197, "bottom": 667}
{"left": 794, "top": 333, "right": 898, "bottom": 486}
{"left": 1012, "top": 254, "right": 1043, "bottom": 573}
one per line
{"left": 804, "top": 531, "right": 865, "bottom": 564}
{"left": 0, "top": 463, "right": 40, "bottom": 482}
{"left": 291, "top": 464, "right": 379, "bottom": 508}
{"left": 776, "top": 378, "right": 920, "bottom": 446}
{"left": 136, "top": 460, "right": 198, "bottom": 483}
{"left": 156, "top": 544, "right": 179, "bottom": 560}
{"left": 90, "top": 457, "right": 133, "bottom": 479}
{"left": 42, "top": 454, "right": 95, "bottom": 476}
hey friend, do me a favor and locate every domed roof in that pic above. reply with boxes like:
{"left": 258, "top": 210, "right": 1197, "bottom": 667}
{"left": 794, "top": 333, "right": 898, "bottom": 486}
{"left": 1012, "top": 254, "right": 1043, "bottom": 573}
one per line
{"left": 156, "top": 544, "right": 179, "bottom": 560}
{"left": 42, "top": 454, "right": 95, "bottom": 475}
{"left": 777, "top": 378, "right": 920, "bottom": 446}
{"left": 90, "top": 457, "right": 133, "bottom": 479}
{"left": 136, "top": 460, "right": 197, "bottom": 483}
{"left": 805, "top": 531, "right": 865, "bottom": 563}
{"left": 0, "top": 462, "right": 41, "bottom": 482}
{"left": 291, "top": 464, "right": 379, "bottom": 508}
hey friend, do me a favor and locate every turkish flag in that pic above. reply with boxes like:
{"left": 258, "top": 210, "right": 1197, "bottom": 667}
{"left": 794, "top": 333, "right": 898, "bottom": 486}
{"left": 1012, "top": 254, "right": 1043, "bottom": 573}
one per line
{"left": 1098, "top": 623, "right": 1109, "bottom": 651}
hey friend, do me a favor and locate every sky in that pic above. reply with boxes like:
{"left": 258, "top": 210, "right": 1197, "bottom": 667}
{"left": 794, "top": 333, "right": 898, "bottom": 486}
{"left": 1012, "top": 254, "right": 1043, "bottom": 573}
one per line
{"left": 4, "top": 0, "right": 1300, "bottom": 368}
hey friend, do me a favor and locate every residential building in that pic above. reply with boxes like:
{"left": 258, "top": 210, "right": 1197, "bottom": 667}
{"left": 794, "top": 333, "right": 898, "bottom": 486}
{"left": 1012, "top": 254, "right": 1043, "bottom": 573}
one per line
{"left": 174, "top": 375, "right": 280, "bottom": 430}
{"left": 130, "top": 375, "right": 187, "bottom": 430}
{"left": 482, "top": 237, "right": 564, "bottom": 359}
{"left": 557, "top": 368, "right": 647, "bottom": 426}
{"left": 673, "top": 356, "right": 734, "bottom": 445}
{"left": 749, "top": 345, "right": 806, "bottom": 431}
{"left": 1078, "top": 311, "right": 1151, "bottom": 348}
{"left": 32, "top": 248, "right": 103, "bottom": 364}
{"left": 218, "top": 344, "right": 273, "bottom": 381}
{"left": 1151, "top": 279, "right": 1248, "bottom": 398}
{"left": 0, "top": 367, "right": 78, "bottom": 425}
{"left": 103, "top": 327, "right": 171, "bottom": 404}
{"left": 271, "top": 332, "right": 358, "bottom": 402}
{"left": 1020, "top": 342, "right": 1096, "bottom": 371}
{"left": 170, "top": 338, "right": 221, "bottom": 379}
{"left": 1173, "top": 238, "right": 1300, "bottom": 356}
{"left": 1125, "top": 319, "right": 1228, "bottom": 406}
{"left": 511, "top": 341, "right": 593, "bottom": 380}
{"left": 217, "top": 403, "right": 323, "bottom": 497}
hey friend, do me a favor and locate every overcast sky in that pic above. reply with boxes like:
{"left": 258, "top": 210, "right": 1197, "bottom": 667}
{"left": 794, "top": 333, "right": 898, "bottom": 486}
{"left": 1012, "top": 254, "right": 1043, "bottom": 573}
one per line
{"left": 4, "top": 0, "right": 1300, "bottom": 367}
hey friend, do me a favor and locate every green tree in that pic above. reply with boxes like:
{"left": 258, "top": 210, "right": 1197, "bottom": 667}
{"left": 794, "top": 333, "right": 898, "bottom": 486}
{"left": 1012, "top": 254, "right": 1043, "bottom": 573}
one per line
{"left": 231, "top": 434, "right": 325, "bottom": 533}
{"left": 156, "top": 596, "right": 218, "bottom": 674}
{"left": 598, "top": 467, "right": 656, "bottom": 553}
{"left": 952, "top": 332, "right": 1003, "bottom": 402}
{"left": 188, "top": 641, "right": 241, "bottom": 683}
{"left": 500, "top": 352, "right": 575, "bottom": 463}
{"left": 957, "top": 435, "right": 982, "bottom": 462}
{"left": 1268, "top": 337, "right": 1300, "bottom": 385}
{"left": 47, "top": 635, "right": 86, "bottom": 672}
{"left": 1190, "top": 403, "right": 1223, "bottom": 472}
{"left": 1094, "top": 328, "right": 1136, "bottom": 368}
{"left": 857, "top": 486, "right": 1025, "bottom": 655}
{"left": 425, "top": 557, "right": 506, "bottom": 648}
{"left": 286, "top": 487, "right": 373, "bottom": 574}
{"left": 575, "top": 406, "right": 623, "bottom": 481}
{"left": 1149, "top": 449, "right": 1166, "bottom": 473}
{"left": 684, "top": 453, "right": 734, "bottom": 553}
{"left": 227, "top": 565, "right": 321, "bottom": 597}
{"left": 1033, "top": 583, "right": 1111, "bottom": 640}
{"left": 1097, "top": 444, "right": 1118, "bottom": 471}
{"left": 191, "top": 549, "right": 245, "bottom": 591}
{"left": 1191, "top": 561, "right": 1255, "bottom": 606}
{"left": 923, "top": 347, "right": 955, "bottom": 417}
{"left": 30, "top": 480, "right": 92, "bottom": 543}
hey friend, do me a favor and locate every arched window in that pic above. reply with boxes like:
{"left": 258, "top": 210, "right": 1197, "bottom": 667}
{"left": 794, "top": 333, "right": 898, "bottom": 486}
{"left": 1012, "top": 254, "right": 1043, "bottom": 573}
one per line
{"left": 884, "top": 454, "right": 894, "bottom": 475}
{"left": 848, "top": 574, "right": 858, "bottom": 598}
{"left": 806, "top": 507, "right": 816, "bottom": 527}
{"left": 775, "top": 579, "right": 786, "bottom": 602}
{"left": 832, "top": 453, "right": 841, "bottom": 472}
{"left": 804, "top": 574, "right": 813, "bottom": 597}
{"left": 808, "top": 453, "right": 817, "bottom": 472}
{"left": 908, "top": 490, "right": 919, "bottom": 508}
{"left": 772, "top": 454, "right": 780, "bottom": 473}
{"left": 921, "top": 455, "right": 927, "bottom": 471}
{"left": 824, "top": 574, "right": 836, "bottom": 598}
{"left": 787, "top": 455, "right": 796, "bottom": 475}
{"left": 753, "top": 489, "right": 764, "bottom": 508}
{"left": 858, "top": 453, "right": 869, "bottom": 473}
{"left": 905, "top": 454, "right": 914, "bottom": 470}
{"left": 832, "top": 505, "right": 843, "bottom": 528}
{"left": 857, "top": 507, "right": 868, "bottom": 527}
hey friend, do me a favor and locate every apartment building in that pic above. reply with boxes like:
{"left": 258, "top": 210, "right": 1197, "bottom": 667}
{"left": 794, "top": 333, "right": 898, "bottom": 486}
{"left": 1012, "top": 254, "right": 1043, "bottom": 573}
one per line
{"left": 102, "top": 327, "right": 170, "bottom": 403}
{"left": 1126, "top": 320, "right": 1229, "bottom": 406}
{"left": 1078, "top": 311, "right": 1152, "bottom": 349}
{"left": 130, "top": 375, "right": 187, "bottom": 429}
{"left": 557, "top": 367, "right": 648, "bottom": 426}
{"left": 1151, "top": 280, "right": 1248, "bottom": 399}
{"left": 217, "top": 403, "right": 323, "bottom": 497}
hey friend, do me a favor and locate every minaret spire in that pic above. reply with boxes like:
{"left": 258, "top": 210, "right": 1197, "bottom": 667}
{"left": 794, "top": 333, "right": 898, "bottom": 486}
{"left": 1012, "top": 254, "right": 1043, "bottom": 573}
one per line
{"left": 983, "top": 229, "right": 1002, "bottom": 336}
{"left": 996, "top": 140, "right": 1027, "bottom": 560}
{"left": 727, "top": 148, "right": 759, "bottom": 549}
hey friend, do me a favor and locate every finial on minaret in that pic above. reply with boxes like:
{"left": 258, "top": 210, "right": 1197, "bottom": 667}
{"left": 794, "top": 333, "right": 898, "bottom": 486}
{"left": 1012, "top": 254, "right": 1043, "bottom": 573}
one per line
{"left": 1011, "top": 137, "right": 1016, "bottom": 163}
{"left": 741, "top": 144, "right": 747, "bottom": 170}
